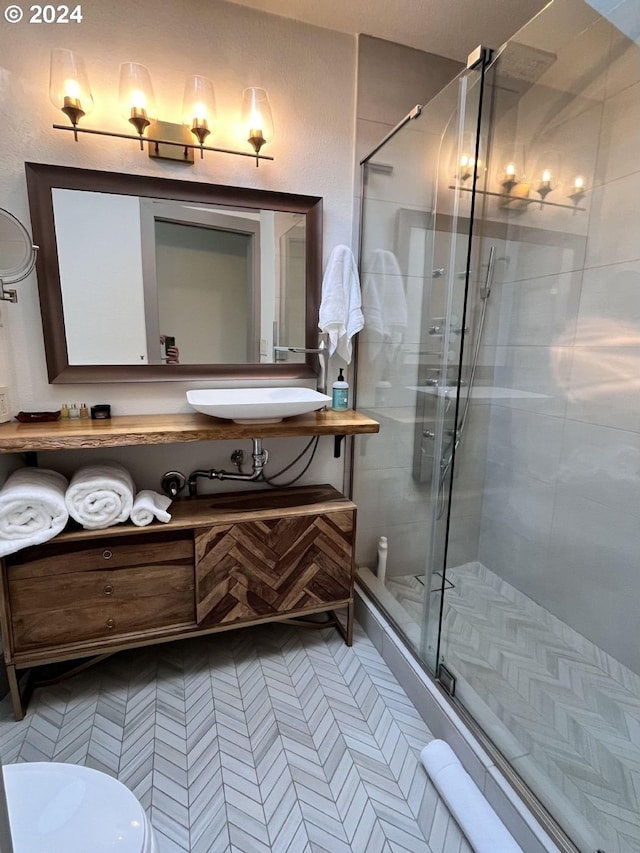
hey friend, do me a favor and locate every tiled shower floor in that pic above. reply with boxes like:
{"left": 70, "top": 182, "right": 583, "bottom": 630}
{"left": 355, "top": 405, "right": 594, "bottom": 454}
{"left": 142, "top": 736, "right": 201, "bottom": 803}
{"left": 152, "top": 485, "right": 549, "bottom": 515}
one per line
{"left": 387, "top": 563, "right": 640, "bottom": 853}
{"left": 0, "top": 622, "right": 473, "bottom": 853}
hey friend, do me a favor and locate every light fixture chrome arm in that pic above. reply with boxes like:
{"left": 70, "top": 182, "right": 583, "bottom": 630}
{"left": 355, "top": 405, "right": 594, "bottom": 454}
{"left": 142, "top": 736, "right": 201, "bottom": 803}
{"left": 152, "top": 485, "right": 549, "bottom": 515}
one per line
{"left": 273, "top": 333, "right": 329, "bottom": 395}
{"left": 52, "top": 124, "right": 274, "bottom": 164}
{"left": 50, "top": 54, "right": 275, "bottom": 167}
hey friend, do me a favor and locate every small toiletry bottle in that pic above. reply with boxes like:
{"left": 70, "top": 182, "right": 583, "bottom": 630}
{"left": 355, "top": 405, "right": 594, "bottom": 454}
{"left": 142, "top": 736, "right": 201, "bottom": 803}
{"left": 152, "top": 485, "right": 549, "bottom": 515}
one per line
{"left": 332, "top": 369, "right": 349, "bottom": 411}
{"left": 69, "top": 403, "right": 79, "bottom": 419}
{"left": 60, "top": 403, "right": 69, "bottom": 419}
{"left": 79, "top": 402, "right": 89, "bottom": 419}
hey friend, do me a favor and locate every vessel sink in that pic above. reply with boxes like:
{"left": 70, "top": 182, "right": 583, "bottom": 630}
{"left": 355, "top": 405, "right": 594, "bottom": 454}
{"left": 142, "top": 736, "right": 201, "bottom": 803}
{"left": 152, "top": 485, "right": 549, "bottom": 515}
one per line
{"left": 186, "top": 388, "right": 331, "bottom": 423}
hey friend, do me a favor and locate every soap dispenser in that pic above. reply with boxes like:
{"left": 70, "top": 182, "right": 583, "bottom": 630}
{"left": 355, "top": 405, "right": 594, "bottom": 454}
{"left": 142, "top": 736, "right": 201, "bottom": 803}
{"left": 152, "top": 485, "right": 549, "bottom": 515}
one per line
{"left": 332, "top": 368, "right": 349, "bottom": 411}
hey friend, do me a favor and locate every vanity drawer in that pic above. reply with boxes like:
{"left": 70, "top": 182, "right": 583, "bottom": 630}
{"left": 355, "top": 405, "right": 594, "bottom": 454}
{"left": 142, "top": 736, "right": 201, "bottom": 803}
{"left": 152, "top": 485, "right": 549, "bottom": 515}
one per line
{"left": 8, "top": 563, "right": 194, "bottom": 616}
{"left": 11, "top": 590, "right": 195, "bottom": 651}
{"left": 6, "top": 532, "right": 193, "bottom": 579}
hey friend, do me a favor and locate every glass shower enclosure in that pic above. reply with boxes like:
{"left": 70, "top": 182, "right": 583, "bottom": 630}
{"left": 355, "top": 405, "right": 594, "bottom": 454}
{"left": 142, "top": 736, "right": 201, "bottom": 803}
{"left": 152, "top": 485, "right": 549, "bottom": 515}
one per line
{"left": 353, "top": 2, "right": 640, "bottom": 851}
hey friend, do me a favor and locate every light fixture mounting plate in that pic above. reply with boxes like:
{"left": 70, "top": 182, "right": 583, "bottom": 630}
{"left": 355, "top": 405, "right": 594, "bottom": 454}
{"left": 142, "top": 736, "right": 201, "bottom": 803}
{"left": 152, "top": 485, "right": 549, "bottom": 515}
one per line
{"left": 147, "top": 120, "right": 195, "bottom": 164}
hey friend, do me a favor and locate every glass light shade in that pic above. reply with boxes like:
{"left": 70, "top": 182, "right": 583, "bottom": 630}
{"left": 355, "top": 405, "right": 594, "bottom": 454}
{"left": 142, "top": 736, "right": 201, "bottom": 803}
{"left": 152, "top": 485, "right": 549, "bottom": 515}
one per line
{"left": 49, "top": 49, "right": 93, "bottom": 123}
{"left": 241, "top": 87, "right": 274, "bottom": 154}
{"left": 118, "top": 62, "right": 156, "bottom": 131}
{"left": 182, "top": 76, "right": 216, "bottom": 144}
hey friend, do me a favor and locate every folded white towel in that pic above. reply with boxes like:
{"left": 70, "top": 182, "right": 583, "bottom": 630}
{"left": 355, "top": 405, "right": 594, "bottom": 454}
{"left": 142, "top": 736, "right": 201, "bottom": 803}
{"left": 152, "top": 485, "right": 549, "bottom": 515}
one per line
{"left": 65, "top": 462, "right": 135, "bottom": 530}
{"left": 0, "top": 468, "right": 69, "bottom": 557}
{"left": 318, "top": 244, "right": 364, "bottom": 363}
{"left": 130, "top": 490, "right": 172, "bottom": 527}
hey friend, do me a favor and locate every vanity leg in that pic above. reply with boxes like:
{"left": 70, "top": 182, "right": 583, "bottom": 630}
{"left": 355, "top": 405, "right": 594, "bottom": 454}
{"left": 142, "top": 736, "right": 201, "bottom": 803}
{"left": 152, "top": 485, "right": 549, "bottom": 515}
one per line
{"left": 6, "top": 665, "right": 24, "bottom": 721}
{"left": 332, "top": 602, "right": 354, "bottom": 647}
{"left": 345, "top": 600, "right": 354, "bottom": 647}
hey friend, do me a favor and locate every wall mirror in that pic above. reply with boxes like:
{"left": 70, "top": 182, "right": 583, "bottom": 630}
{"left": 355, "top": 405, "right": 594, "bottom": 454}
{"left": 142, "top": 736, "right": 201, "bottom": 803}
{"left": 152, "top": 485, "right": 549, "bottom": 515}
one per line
{"left": 25, "top": 162, "right": 322, "bottom": 383}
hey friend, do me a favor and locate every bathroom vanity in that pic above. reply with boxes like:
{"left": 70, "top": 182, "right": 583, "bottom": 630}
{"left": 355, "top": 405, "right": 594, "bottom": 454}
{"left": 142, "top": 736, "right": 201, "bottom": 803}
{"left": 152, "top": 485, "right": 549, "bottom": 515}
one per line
{"left": 0, "top": 410, "right": 379, "bottom": 720}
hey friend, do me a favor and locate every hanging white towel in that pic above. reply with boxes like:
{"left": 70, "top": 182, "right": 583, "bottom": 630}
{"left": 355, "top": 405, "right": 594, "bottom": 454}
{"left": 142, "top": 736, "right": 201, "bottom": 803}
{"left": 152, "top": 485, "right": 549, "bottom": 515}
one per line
{"left": 130, "top": 490, "right": 172, "bottom": 527}
{"left": 0, "top": 468, "right": 69, "bottom": 557}
{"left": 65, "top": 462, "right": 135, "bottom": 530}
{"left": 318, "top": 245, "right": 365, "bottom": 363}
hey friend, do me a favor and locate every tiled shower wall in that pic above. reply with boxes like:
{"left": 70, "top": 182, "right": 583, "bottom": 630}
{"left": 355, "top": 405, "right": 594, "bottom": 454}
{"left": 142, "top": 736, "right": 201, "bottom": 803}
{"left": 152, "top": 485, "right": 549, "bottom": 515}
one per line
{"left": 474, "top": 3, "right": 640, "bottom": 674}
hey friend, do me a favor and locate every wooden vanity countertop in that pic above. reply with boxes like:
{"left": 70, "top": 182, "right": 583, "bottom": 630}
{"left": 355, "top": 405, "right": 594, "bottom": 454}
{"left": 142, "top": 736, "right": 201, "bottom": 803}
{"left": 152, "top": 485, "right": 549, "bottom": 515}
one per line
{"left": 0, "top": 410, "right": 379, "bottom": 453}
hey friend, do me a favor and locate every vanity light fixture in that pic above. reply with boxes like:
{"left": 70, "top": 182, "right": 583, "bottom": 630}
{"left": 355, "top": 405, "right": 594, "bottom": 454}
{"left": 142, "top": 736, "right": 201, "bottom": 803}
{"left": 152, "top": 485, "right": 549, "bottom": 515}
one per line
{"left": 49, "top": 48, "right": 94, "bottom": 141}
{"left": 241, "top": 87, "right": 274, "bottom": 166}
{"left": 50, "top": 50, "right": 274, "bottom": 166}
{"left": 119, "top": 62, "right": 157, "bottom": 147}
{"left": 182, "top": 75, "right": 216, "bottom": 153}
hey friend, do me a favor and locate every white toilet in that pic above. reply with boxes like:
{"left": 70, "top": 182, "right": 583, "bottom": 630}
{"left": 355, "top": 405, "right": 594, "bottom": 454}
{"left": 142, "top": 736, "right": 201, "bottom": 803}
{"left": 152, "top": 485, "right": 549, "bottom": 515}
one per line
{"left": 3, "top": 762, "right": 159, "bottom": 852}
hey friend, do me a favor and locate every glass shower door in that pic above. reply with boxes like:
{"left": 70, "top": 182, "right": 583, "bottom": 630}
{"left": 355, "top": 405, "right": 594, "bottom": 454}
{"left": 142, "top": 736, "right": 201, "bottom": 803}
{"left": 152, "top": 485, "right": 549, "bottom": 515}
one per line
{"left": 358, "top": 2, "right": 640, "bottom": 849}
{"left": 420, "top": 60, "right": 493, "bottom": 675}
{"left": 355, "top": 51, "right": 492, "bottom": 673}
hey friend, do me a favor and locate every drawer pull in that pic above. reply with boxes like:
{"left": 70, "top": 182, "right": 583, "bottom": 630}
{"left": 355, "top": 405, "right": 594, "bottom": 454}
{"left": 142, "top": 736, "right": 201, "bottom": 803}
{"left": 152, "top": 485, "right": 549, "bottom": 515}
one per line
{"left": 103, "top": 584, "right": 114, "bottom": 596}
{"left": 102, "top": 549, "right": 113, "bottom": 561}
{"left": 106, "top": 618, "right": 115, "bottom": 630}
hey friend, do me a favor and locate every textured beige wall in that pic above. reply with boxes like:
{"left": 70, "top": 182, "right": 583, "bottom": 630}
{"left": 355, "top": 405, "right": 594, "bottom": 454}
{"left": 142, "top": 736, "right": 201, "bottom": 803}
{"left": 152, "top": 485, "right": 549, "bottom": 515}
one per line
{"left": 0, "top": 0, "right": 357, "bottom": 492}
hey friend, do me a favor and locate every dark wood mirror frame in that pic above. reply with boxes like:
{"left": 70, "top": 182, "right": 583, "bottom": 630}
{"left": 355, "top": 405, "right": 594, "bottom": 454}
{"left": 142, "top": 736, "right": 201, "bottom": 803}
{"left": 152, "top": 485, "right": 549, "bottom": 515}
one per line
{"left": 25, "top": 162, "right": 322, "bottom": 384}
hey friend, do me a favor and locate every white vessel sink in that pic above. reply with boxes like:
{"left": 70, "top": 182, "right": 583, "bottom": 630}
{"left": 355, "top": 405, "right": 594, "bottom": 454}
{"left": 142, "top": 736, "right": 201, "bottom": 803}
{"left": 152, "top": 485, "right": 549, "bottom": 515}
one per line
{"left": 186, "top": 388, "right": 331, "bottom": 423}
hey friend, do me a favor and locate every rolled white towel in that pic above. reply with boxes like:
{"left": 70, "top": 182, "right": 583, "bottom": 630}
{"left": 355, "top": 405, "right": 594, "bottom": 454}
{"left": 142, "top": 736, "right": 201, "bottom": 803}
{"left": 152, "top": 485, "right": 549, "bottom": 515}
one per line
{"left": 420, "top": 740, "right": 522, "bottom": 852}
{"left": 65, "top": 462, "right": 135, "bottom": 530}
{"left": 130, "top": 490, "right": 172, "bottom": 527}
{"left": 0, "top": 468, "right": 69, "bottom": 557}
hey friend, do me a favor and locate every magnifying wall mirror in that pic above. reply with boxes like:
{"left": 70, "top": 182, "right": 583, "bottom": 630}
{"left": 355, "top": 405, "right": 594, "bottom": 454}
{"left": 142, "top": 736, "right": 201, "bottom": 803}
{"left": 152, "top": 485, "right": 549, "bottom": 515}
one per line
{"left": 0, "top": 208, "right": 38, "bottom": 304}
{"left": 25, "top": 163, "right": 322, "bottom": 384}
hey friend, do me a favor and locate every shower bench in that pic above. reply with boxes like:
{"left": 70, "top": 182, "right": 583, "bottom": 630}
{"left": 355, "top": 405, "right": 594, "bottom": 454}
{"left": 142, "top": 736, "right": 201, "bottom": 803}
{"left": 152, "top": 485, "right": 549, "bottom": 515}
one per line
{"left": 0, "top": 410, "right": 378, "bottom": 720}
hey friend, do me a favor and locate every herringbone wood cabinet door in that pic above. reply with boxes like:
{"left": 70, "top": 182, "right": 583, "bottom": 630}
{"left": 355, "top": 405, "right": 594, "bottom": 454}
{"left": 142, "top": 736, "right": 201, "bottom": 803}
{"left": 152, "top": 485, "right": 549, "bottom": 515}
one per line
{"left": 194, "top": 510, "right": 354, "bottom": 626}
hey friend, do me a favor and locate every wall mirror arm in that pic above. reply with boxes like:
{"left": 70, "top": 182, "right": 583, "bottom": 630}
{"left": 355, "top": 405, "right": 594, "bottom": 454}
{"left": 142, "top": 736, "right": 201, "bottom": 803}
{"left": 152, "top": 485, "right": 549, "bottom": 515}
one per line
{"left": 0, "top": 206, "right": 39, "bottom": 304}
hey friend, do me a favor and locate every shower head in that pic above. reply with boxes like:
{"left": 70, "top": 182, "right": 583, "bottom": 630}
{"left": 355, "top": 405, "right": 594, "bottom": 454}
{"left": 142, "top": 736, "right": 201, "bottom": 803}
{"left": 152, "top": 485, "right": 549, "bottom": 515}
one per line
{"left": 491, "top": 42, "right": 557, "bottom": 94}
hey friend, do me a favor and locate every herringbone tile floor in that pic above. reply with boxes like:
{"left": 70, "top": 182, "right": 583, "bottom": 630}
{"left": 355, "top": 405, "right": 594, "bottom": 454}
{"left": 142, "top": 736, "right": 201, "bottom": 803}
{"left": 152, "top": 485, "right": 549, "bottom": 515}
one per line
{"left": 0, "top": 622, "right": 473, "bottom": 853}
{"left": 387, "top": 563, "right": 640, "bottom": 853}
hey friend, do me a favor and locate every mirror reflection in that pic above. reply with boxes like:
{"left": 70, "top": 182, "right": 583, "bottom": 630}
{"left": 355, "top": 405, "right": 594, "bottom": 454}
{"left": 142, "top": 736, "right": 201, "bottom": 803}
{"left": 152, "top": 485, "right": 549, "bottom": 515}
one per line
{"left": 53, "top": 189, "right": 306, "bottom": 367}
{"left": 25, "top": 163, "right": 322, "bottom": 383}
